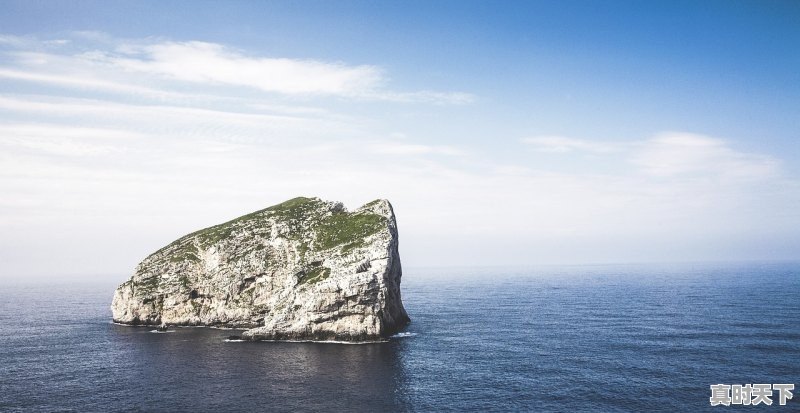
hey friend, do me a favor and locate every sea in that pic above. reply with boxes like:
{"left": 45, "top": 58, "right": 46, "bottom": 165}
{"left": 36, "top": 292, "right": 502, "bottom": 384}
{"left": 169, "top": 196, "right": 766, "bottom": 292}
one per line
{"left": 0, "top": 262, "right": 798, "bottom": 412}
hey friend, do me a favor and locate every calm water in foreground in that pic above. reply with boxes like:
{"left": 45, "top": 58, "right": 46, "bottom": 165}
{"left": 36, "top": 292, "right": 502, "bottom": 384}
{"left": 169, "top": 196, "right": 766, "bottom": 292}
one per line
{"left": 1, "top": 262, "right": 798, "bottom": 412}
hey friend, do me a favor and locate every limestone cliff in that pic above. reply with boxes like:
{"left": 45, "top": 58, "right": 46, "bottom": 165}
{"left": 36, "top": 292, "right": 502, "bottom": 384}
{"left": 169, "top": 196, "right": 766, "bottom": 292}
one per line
{"left": 111, "top": 197, "right": 410, "bottom": 342}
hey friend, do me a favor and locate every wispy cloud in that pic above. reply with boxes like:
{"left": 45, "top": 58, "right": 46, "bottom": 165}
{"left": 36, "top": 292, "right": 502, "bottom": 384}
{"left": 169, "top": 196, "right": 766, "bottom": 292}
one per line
{"left": 0, "top": 124, "right": 139, "bottom": 157}
{"left": 370, "top": 142, "right": 463, "bottom": 156}
{"left": 522, "top": 132, "right": 779, "bottom": 182}
{"left": 370, "top": 90, "right": 475, "bottom": 105}
{"left": 0, "top": 34, "right": 473, "bottom": 103}
{"left": 106, "top": 41, "right": 384, "bottom": 96}
{"left": 0, "top": 67, "right": 186, "bottom": 99}
{"left": 521, "top": 136, "right": 619, "bottom": 153}
{"left": 631, "top": 132, "right": 779, "bottom": 180}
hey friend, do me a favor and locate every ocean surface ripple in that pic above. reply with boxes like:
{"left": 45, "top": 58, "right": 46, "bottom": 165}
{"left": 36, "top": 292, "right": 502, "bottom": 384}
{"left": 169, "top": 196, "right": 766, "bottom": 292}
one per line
{"left": 1, "top": 262, "right": 798, "bottom": 412}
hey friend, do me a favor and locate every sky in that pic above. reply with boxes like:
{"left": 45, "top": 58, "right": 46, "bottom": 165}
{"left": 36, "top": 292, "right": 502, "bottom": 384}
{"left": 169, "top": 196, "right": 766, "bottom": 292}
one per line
{"left": 0, "top": 1, "right": 798, "bottom": 280}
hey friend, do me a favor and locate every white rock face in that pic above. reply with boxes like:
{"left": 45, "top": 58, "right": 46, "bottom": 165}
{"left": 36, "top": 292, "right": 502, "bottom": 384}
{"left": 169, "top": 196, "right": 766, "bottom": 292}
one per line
{"left": 111, "top": 197, "right": 410, "bottom": 341}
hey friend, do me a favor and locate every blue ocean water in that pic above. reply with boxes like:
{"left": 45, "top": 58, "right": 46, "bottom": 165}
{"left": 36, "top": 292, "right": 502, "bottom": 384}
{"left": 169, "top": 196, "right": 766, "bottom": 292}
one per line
{"left": 0, "top": 262, "right": 798, "bottom": 412}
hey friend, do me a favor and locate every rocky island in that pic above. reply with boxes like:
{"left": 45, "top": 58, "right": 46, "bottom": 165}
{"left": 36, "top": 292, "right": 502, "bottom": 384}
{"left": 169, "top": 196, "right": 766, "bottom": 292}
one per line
{"left": 111, "top": 197, "right": 410, "bottom": 342}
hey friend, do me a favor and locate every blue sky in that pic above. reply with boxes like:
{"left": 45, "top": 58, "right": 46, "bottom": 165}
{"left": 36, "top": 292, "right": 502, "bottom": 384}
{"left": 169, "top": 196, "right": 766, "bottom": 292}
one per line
{"left": 0, "top": 1, "right": 798, "bottom": 279}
